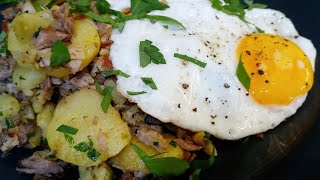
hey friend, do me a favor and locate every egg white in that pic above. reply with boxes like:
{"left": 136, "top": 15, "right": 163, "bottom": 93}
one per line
{"left": 110, "top": 0, "right": 316, "bottom": 140}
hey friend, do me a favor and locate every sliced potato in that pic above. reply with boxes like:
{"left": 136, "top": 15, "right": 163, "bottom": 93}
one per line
{"left": 47, "top": 90, "right": 131, "bottom": 167}
{"left": 0, "top": 94, "right": 21, "bottom": 121}
{"left": 12, "top": 64, "right": 47, "bottom": 91}
{"left": 109, "top": 135, "right": 185, "bottom": 173}
{"left": 79, "top": 163, "right": 113, "bottom": 180}
{"left": 36, "top": 103, "right": 55, "bottom": 137}
{"left": 71, "top": 18, "right": 100, "bottom": 71}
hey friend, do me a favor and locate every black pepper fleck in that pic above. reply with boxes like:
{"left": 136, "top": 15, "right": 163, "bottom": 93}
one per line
{"left": 224, "top": 83, "right": 230, "bottom": 88}
{"left": 258, "top": 69, "right": 264, "bottom": 75}
{"left": 182, "top": 84, "right": 189, "bottom": 89}
{"left": 178, "top": 104, "right": 181, "bottom": 108}
{"left": 192, "top": 108, "right": 197, "bottom": 112}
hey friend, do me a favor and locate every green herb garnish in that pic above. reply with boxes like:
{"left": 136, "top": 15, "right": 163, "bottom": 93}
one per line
{"left": 145, "top": 15, "right": 186, "bottom": 30}
{"left": 64, "top": 133, "right": 74, "bottom": 144}
{"left": 102, "top": 70, "right": 130, "bottom": 78}
{"left": 76, "top": 0, "right": 91, "bottom": 12}
{"left": 141, "top": 77, "right": 158, "bottom": 90}
{"left": 0, "top": 111, "right": 3, "bottom": 116}
{"left": 188, "top": 149, "right": 216, "bottom": 179}
{"left": 0, "top": 0, "right": 19, "bottom": 5}
{"left": 81, "top": 11, "right": 117, "bottom": 27}
{"left": 127, "top": 91, "right": 147, "bottom": 96}
{"left": 95, "top": 0, "right": 111, "bottom": 14}
{"left": 46, "top": 0, "right": 57, "bottom": 9}
{"left": 140, "top": 40, "right": 166, "bottom": 68}
{"left": 21, "top": 118, "right": 28, "bottom": 124}
{"left": 95, "top": 80, "right": 114, "bottom": 112}
{"left": 50, "top": 40, "right": 71, "bottom": 67}
{"left": 19, "top": 76, "right": 26, "bottom": 80}
{"left": 189, "top": 168, "right": 201, "bottom": 180}
{"left": 74, "top": 139, "right": 100, "bottom": 162}
{"left": 74, "top": 142, "right": 91, "bottom": 152}
{"left": 236, "top": 53, "right": 251, "bottom": 91}
{"left": 210, "top": 0, "right": 266, "bottom": 32}
{"left": 174, "top": 53, "right": 207, "bottom": 68}
{"left": 169, "top": 140, "right": 177, "bottom": 148}
{"left": 56, "top": 124, "right": 78, "bottom": 135}
{"left": 131, "top": 0, "right": 169, "bottom": 18}
{"left": 5, "top": 118, "right": 15, "bottom": 129}
{"left": 132, "top": 144, "right": 190, "bottom": 177}
{"left": 0, "top": 31, "right": 7, "bottom": 55}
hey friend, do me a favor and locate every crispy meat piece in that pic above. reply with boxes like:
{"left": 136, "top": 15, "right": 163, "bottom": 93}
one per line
{"left": 52, "top": 4, "right": 74, "bottom": 34}
{"left": 34, "top": 29, "right": 68, "bottom": 50}
{"left": 173, "top": 138, "right": 203, "bottom": 151}
{"left": 1, "top": 7, "right": 16, "bottom": 20}
{"left": 17, "top": 151, "right": 66, "bottom": 175}
{"left": 136, "top": 125, "right": 168, "bottom": 153}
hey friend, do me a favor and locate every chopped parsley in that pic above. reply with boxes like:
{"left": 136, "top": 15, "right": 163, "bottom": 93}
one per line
{"left": 5, "top": 118, "right": 15, "bottom": 129}
{"left": 81, "top": 11, "right": 117, "bottom": 27}
{"left": 95, "top": 80, "right": 114, "bottom": 112}
{"left": 74, "top": 139, "right": 100, "bottom": 162}
{"left": 102, "top": 70, "right": 130, "bottom": 78}
{"left": 236, "top": 53, "right": 251, "bottom": 91}
{"left": 0, "top": 31, "right": 7, "bottom": 55}
{"left": 50, "top": 40, "right": 71, "bottom": 67}
{"left": 19, "top": 75, "right": 26, "bottom": 80}
{"left": 0, "top": 111, "right": 3, "bottom": 116}
{"left": 131, "top": 0, "right": 169, "bottom": 18}
{"left": 0, "top": 0, "right": 19, "bottom": 5}
{"left": 127, "top": 91, "right": 147, "bottom": 96}
{"left": 144, "top": 15, "right": 186, "bottom": 30}
{"left": 174, "top": 53, "right": 207, "bottom": 68}
{"left": 132, "top": 144, "right": 190, "bottom": 177}
{"left": 95, "top": 0, "right": 111, "bottom": 14}
{"left": 141, "top": 77, "right": 158, "bottom": 90}
{"left": 56, "top": 124, "right": 78, "bottom": 135}
{"left": 140, "top": 40, "right": 166, "bottom": 68}
{"left": 21, "top": 118, "right": 28, "bottom": 124}
{"left": 46, "top": 0, "right": 57, "bottom": 9}
{"left": 64, "top": 133, "right": 74, "bottom": 144}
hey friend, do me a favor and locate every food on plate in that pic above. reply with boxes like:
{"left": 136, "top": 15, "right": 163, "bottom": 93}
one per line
{"left": 0, "top": 0, "right": 315, "bottom": 179}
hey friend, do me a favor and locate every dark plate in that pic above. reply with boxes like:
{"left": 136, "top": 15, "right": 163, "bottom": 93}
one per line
{"left": 0, "top": 0, "right": 319, "bottom": 179}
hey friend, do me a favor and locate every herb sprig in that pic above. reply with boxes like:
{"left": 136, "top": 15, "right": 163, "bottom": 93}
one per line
{"left": 236, "top": 53, "right": 251, "bottom": 91}
{"left": 50, "top": 40, "right": 71, "bottom": 67}
{"left": 74, "top": 139, "right": 100, "bottom": 161}
{"left": 174, "top": 53, "right": 207, "bottom": 68}
{"left": 140, "top": 40, "right": 166, "bottom": 68}
{"left": 95, "top": 80, "right": 114, "bottom": 112}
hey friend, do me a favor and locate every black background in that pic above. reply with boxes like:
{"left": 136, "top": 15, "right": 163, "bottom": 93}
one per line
{"left": 0, "top": 0, "right": 320, "bottom": 179}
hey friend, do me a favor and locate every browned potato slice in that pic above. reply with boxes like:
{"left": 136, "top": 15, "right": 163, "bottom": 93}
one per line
{"left": 46, "top": 89, "right": 131, "bottom": 167}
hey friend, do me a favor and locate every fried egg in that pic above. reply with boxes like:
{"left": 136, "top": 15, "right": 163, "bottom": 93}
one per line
{"left": 110, "top": 0, "right": 316, "bottom": 140}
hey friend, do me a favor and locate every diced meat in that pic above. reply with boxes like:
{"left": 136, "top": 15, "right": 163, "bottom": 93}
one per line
{"left": 1, "top": 7, "right": 16, "bottom": 20}
{"left": 65, "top": 60, "right": 82, "bottom": 74}
{"left": 70, "top": 73, "right": 94, "bottom": 89}
{"left": 34, "top": 29, "right": 68, "bottom": 50}
{"left": 91, "top": 55, "right": 112, "bottom": 76}
{"left": 16, "top": 124, "right": 35, "bottom": 144}
{"left": 17, "top": 151, "right": 66, "bottom": 175}
{"left": 122, "top": 105, "right": 146, "bottom": 126}
{"left": 0, "top": 57, "right": 13, "bottom": 80}
{"left": 96, "top": 22, "right": 112, "bottom": 38}
{"left": 173, "top": 138, "right": 203, "bottom": 151}
{"left": 50, "top": 77, "right": 63, "bottom": 85}
{"left": 40, "top": 78, "right": 52, "bottom": 91}
{"left": 52, "top": 4, "right": 74, "bottom": 34}
{"left": 39, "top": 58, "right": 50, "bottom": 68}
{"left": 136, "top": 125, "right": 168, "bottom": 153}
{"left": 0, "top": 135, "right": 19, "bottom": 152}
{"left": 68, "top": 47, "right": 85, "bottom": 60}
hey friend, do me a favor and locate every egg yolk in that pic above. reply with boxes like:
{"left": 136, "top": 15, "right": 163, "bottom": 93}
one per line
{"left": 236, "top": 34, "right": 314, "bottom": 105}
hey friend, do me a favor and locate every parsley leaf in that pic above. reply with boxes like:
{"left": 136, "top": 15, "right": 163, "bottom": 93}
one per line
{"left": 95, "top": 80, "right": 114, "bottom": 112}
{"left": 189, "top": 169, "right": 201, "bottom": 180}
{"left": 50, "top": 40, "right": 71, "bottom": 67}
{"left": 0, "top": 0, "right": 19, "bottom": 5}
{"left": 127, "top": 91, "right": 147, "bottom": 95}
{"left": 141, "top": 77, "right": 157, "bottom": 90}
{"left": 46, "top": 0, "right": 57, "bottom": 9}
{"left": 140, "top": 40, "right": 166, "bottom": 67}
{"left": 210, "top": 0, "right": 267, "bottom": 22}
{"left": 236, "top": 53, "right": 251, "bottom": 91}
{"left": 144, "top": 15, "right": 186, "bottom": 30}
{"left": 102, "top": 69, "right": 130, "bottom": 78}
{"left": 95, "top": 0, "right": 111, "bottom": 14}
{"left": 5, "top": 118, "right": 15, "bottom": 129}
{"left": 74, "top": 139, "right": 100, "bottom": 162}
{"left": 0, "top": 31, "right": 7, "bottom": 55}
{"left": 64, "top": 133, "right": 74, "bottom": 144}
{"left": 56, "top": 124, "right": 78, "bottom": 135}
{"left": 132, "top": 144, "right": 190, "bottom": 177}
{"left": 174, "top": 53, "right": 207, "bottom": 68}
{"left": 131, "top": 0, "right": 169, "bottom": 17}
{"left": 74, "top": 142, "right": 91, "bottom": 152}
{"left": 81, "top": 11, "right": 117, "bottom": 27}
{"left": 76, "top": 0, "right": 91, "bottom": 12}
